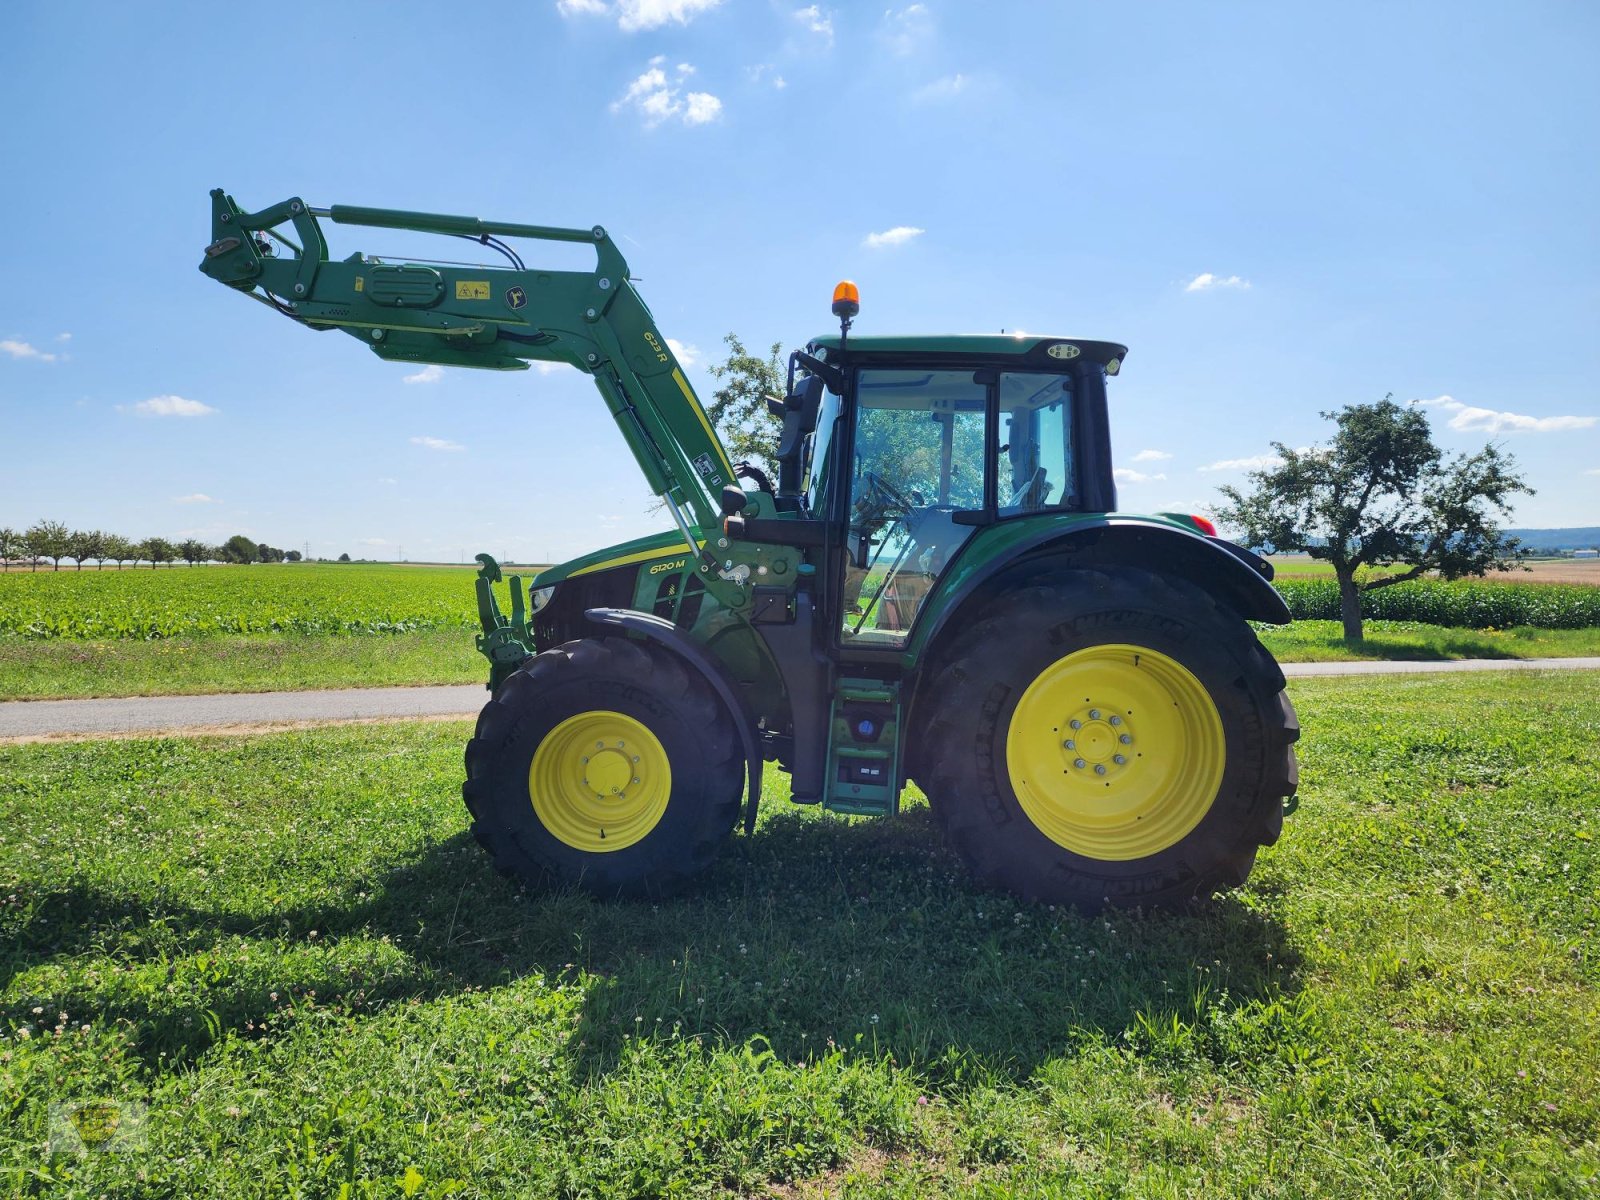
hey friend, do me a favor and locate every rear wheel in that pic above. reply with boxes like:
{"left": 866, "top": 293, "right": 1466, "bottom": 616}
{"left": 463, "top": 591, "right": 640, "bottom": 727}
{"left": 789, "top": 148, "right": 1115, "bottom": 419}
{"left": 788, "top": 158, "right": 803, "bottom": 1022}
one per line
{"left": 463, "top": 636, "right": 743, "bottom": 898}
{"left": 918, "top": 568, "right": 1298, "bottom": 910}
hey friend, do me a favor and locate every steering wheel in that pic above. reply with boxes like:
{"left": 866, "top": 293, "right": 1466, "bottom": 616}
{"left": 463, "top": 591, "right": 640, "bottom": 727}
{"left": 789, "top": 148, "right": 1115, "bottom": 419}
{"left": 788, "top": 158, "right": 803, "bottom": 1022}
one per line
{"left": 860, "top": 470, "right": 918, "bottom": 520}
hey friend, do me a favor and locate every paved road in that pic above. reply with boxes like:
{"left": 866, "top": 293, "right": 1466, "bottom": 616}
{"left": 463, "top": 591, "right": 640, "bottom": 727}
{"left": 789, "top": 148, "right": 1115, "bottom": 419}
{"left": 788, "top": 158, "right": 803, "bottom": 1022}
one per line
{"left": 3, "top": 658, "right": 1599, "bottom": 741}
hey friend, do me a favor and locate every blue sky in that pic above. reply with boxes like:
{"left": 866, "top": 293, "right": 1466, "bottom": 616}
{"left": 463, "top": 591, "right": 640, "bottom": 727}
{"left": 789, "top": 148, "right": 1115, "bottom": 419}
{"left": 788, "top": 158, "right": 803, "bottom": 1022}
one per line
{"left": 2, "top": 0, "right": 1596, "bottom": 563}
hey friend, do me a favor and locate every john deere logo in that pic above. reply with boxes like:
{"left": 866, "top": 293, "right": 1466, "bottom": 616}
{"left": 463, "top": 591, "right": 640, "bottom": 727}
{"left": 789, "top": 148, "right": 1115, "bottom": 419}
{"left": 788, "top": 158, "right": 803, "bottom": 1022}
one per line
{"left": 506, "top": 286, "right": 527, "bottom": 310}
{"left": 1046, "top": 343, "right": 1081, "bottom": 360}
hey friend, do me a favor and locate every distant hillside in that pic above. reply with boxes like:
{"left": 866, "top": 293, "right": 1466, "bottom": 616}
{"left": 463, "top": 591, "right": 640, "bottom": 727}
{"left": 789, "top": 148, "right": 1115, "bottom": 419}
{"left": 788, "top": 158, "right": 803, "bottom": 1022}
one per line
{"left": 1505, "top": 528, "right": 1600, "bottom": 552}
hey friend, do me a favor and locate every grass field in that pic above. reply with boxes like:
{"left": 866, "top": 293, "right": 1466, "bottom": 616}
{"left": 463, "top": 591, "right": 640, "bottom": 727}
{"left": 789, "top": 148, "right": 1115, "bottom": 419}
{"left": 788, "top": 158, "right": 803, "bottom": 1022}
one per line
{"left": 3, "top": 672, "right": 1596, "bottom": 1196}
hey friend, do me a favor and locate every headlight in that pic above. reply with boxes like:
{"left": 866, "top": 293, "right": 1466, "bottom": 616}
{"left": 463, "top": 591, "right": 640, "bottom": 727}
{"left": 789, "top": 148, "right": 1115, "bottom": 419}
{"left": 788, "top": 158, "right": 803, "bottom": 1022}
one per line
{"left": 529, "top": 585, "right": 555, "bottom": 614}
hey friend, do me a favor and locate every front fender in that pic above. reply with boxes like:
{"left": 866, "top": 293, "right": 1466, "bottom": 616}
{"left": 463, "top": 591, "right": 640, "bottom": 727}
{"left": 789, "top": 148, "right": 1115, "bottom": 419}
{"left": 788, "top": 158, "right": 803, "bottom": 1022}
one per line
{"left": 584, "top": 608, "right": 764, "bottom": 835}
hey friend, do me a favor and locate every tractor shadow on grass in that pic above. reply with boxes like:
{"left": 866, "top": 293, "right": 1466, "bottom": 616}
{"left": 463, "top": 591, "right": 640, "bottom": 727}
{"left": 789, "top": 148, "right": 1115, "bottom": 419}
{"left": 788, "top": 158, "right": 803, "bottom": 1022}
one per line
{"left": 5, "top": 811, "right": 1301, "bottom": 1082}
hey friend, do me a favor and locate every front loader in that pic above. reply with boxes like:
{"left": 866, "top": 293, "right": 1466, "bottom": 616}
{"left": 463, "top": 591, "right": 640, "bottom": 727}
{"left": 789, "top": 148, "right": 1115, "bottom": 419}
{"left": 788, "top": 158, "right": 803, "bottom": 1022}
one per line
{"left": 199, "top": 189, "right": 1300, "bottom": 910}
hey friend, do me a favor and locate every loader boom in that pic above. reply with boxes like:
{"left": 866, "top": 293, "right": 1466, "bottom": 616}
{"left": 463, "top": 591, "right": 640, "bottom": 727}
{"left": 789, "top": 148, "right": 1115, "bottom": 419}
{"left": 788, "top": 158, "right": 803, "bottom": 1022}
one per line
{"left": 198, "top": 189, "right": 739, "bottom": 533}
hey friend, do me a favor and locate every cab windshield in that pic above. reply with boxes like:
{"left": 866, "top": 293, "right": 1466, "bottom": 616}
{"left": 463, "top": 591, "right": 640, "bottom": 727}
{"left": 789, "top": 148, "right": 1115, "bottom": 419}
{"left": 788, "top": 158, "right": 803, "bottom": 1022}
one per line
{"left": 840, "top": 367, "right": 1075, "bottom": 646}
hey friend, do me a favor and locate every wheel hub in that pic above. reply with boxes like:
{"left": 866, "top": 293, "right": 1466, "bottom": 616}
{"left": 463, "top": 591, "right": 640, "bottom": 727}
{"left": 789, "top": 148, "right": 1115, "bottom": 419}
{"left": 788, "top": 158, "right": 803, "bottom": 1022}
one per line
{"left": 529, "top": 712, "right": 670, "bottom": 853}
{"left": 1005, "top": 643, "right": 1225, "bottom": 860}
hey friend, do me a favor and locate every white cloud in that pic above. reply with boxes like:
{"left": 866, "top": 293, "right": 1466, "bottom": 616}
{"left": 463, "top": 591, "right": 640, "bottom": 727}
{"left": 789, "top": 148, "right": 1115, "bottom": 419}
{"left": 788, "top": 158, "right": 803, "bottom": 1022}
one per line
{"left": 534, "top": 361, "right": 577, "bottom": 375}
{"left": 1114, "top": 468, "right": 1167, "bottom": 484}
{"left": 558, "top": 0, "right": 722, "bottom": 27}
{"left": 882, "top": 4, "right": 932, "bottom": 55}
{"left": 129, "top": 395, "right": 217, "bottom": 418}
{"left": 683, "top": 91, "right": 722, "bottom": 124}
{"left": 747, "top": 63, "right": 788, "bottom": 89}
{"left": 1199, "top": 453, "right": 1282, "bottom": 473}
{"left": 357, "top": 537, "right": 392, "bottom": 547}
{"left": 793, "top": 4, "right": 833, "bottom": 42}
{"left": 1413, "top": 394, "right": 1597, "bottom": 435}
{"left": 56, "top": 332, "right": 71, "bottom": 342}
{"left": 378, "top": 477, "right": 398, "bottom": 485}
{"left": 1185, "top": 272, "right": 1250, "bottom": 292}
{"left": 863, "top": 225, "right": 925, "bottom": 249}
{"left": 666, "top": 338, "right": 700, "bottom": 367}
{"left": 612, "top": 57, "right": 722, "bottom": 128}
{"left": 1131, "top": 449, "right": 1173, "bottom": 463}
{"left": 411, "top": 435, "right": 465, "bottom": 452}
{"left": 912, "top": 73, "right": 968, "bottom": 103}
{"left": 173, "top": 493, "right": 218, "bottom": 504}
{"left": 1587, "top": 468, "right": 1600, "bottom": 476}
{"left": 1, "top": 338, "right": 60, "bottom": 363}
{"left": 403, "top": 364, "right": 444, "bottom": 384}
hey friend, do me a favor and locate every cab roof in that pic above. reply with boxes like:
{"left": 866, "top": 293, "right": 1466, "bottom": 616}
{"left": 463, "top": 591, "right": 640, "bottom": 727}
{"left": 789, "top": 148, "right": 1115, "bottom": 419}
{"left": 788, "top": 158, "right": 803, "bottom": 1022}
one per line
{"left": 810, "top": 334, "right": 1128, "bottom": 366}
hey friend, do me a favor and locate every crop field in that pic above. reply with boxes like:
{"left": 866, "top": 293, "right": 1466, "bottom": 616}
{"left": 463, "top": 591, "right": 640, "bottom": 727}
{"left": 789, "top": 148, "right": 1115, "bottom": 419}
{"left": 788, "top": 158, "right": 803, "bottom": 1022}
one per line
{"left": 1, "top": 562, "right": 1597, "bottom": 700}
{"left": 1268, "top": 556, "right": 1600, "bottom": 585}
{"left": 2, "top": 672, "right": 1596, "bottom": 1197}
{"left": 0, "top": 564, "right": 481, "bottom": 639}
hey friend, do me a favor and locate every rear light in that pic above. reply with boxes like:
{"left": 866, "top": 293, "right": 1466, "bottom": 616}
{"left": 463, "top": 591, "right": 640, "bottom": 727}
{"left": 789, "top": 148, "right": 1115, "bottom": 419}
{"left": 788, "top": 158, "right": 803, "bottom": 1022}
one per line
{"left": 1189, "top": 514, "right": 1218, "bottom": 537}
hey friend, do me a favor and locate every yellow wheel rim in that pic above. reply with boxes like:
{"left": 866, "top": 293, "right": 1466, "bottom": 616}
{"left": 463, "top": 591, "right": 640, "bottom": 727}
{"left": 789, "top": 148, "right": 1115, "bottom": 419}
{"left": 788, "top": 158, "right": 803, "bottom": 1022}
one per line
{"left": 528, "top": 711, "right": 671, "bottom": 853}
{"left": 1004, "top": 644, "right": 1225, "bottom": 860}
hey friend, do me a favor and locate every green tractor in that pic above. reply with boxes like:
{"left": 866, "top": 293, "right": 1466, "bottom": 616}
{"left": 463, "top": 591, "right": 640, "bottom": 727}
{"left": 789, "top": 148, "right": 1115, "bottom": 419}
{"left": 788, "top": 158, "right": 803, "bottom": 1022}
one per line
{"left": 199, "top": 191, "right": 1299, "bottom": 910}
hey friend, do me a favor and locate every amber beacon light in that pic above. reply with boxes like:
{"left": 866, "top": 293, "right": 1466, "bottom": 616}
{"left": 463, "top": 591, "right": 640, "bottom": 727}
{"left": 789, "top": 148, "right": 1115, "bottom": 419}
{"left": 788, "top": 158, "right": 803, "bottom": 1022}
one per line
{"left": 831, "top": 280, "right": 860, "bottom": 319}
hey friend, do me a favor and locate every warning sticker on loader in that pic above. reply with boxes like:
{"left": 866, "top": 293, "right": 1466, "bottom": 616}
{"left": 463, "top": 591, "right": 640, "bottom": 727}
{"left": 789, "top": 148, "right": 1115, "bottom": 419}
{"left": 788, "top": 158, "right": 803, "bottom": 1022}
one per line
{"left": 455, "top": 280, "right": 491, "bottom": 301}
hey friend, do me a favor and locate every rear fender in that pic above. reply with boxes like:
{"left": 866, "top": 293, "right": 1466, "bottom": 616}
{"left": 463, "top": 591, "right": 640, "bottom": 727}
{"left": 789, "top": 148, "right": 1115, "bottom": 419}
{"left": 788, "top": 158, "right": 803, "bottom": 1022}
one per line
{"left": 912, "top": 518, "right": 1289, "bottom": 669}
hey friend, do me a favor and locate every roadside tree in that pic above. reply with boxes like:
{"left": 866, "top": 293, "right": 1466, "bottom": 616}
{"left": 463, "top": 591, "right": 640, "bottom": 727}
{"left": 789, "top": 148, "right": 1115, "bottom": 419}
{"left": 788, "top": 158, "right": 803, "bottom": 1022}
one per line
{"left": 102, "top": 533, "right": 134, "bottom": 569}
{"left": 145, "top": 537, "right": 177, "bottom": 568}
{"left": 69, "top": 528, "right": 107, "bottom": 570}
{"left": 25, "top": 520, "right": 70, "bottom": 571}
{"left": 1212, "top": 397, "right": 1530, "bottom": 641}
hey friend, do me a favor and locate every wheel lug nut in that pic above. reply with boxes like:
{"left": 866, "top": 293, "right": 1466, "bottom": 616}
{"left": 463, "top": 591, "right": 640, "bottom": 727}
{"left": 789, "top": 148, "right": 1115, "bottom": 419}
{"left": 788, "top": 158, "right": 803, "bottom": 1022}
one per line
{"left": 1069, "top": 719, "right": 1081, "bottom": 730}
{"left": 1094, "top": 764, "right": 1107, "bottom": 776}
{"left": 1109, "top": 715, "right": 1122, "bottom": 726}
{"left": 1088, "top": 709, "right": 1100, "bottom": 720}
{"left": 1119, "top": 734, "right": 1131, "bottom": 745}
{"left": 1063, "top": 739, "right": 1075, "bottom": 750}
{"left": 1114, "top": 754, "right": 1126, "bottom": 765}
{"left": 1073, "top": 758, "right": 1087, "bottom": 769}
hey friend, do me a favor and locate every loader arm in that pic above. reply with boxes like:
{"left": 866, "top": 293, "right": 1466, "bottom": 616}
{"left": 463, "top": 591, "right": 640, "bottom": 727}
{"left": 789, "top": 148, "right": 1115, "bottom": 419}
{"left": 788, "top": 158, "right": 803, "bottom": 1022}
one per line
{"left": 198, "top": 189, "right": 738, "bottom": 535}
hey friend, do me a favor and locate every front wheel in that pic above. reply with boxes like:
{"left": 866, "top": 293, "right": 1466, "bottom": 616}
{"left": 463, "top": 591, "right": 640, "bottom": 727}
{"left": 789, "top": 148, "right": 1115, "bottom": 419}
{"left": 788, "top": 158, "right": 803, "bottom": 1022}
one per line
{"left": 918, "top": 568, "right": 1298, "bottom": 910}
{"left": 462, "top": 637, "right": 743, "bottom": 898}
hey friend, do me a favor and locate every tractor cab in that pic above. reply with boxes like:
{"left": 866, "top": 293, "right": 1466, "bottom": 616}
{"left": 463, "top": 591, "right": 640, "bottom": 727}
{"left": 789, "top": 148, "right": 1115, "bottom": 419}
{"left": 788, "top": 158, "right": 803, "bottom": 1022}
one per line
{"left": 778, "top": 333, "right": 1127, "bottom": 652}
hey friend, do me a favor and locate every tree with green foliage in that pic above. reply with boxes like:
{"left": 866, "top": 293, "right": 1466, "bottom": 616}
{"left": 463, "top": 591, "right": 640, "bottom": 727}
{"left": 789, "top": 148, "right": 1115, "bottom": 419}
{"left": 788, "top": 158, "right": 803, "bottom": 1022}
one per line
{"left": 25, "top": 520, "right": 70, "bottom": 571}
{"left": 706, "top": 333, "right": 785, "bottom": 481}
{"left": 101, "top": 533, "right": 134, "bottom": 569}
{"left": 69, "top": 528, "right": 107, "bottom": 570}
{"left": 337, "top": 552, "right": 351, "bottom": 563}
{"left": 285, "top": 549, "right": 302, "bottom": 562}
{"left": 1212, "top": 397, "right": 1531, "bottom": 641}
{"left": 220, "top": 534, "right": 258, "bottom": 564}
{"left": 0, "top": 527, "right": 18, "bottom": 569}
{"left": 136, "top": 537, "right": 175, "bottom": 568}
{"left": 178, "top": 538, "right": 210, "bottom": 566}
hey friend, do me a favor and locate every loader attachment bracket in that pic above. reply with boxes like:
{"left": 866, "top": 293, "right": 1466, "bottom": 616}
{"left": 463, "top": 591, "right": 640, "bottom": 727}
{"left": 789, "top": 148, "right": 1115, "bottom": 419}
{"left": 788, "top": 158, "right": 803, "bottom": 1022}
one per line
{"left": 474, "top": 554, "right": 534, "bottom": 690}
